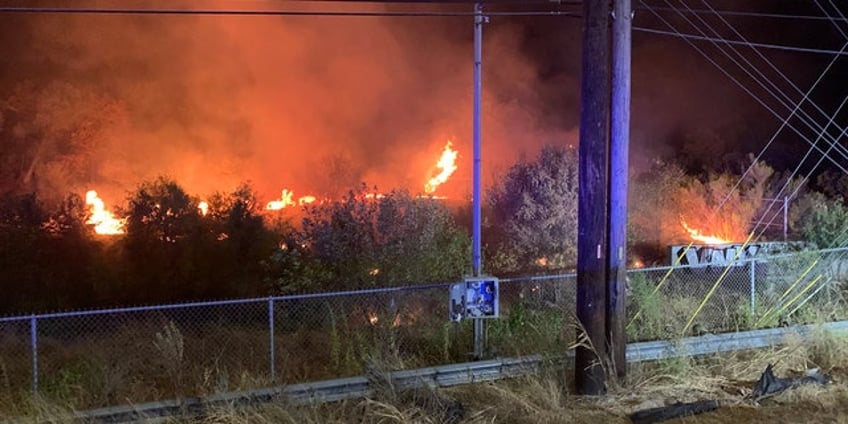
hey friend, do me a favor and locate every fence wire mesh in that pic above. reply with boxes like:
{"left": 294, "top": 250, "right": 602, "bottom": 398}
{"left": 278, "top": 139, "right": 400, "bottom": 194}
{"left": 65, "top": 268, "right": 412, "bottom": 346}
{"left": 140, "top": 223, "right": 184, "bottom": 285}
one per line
{"left": 0, "top": 318, "right": 30, "bottom": 414}
{"left": 1, "top": 247, "right": 848, "bottom": 414}
{"left": 35, "top": 300, "right": 270, "bottom": 411}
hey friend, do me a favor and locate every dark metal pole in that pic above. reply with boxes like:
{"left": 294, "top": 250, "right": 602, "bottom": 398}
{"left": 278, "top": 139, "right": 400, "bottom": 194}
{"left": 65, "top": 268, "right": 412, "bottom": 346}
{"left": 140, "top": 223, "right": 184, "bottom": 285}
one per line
{"left": 268, "top": 297, "right": 276, "bottom": 383}
{"left": 575, "top": 0, "right": 611, "bottom": 395}
{"left": 472, "top": 1, "right": 483, "bottom": 279}
{"left": 607, "top": 0, "right": 631, "bottom": 381}
{"left": 472, "top": 1, "right": 486, "bottom": 360}
{"left": 31, "top": 315, "right": 38, "bottom": 395}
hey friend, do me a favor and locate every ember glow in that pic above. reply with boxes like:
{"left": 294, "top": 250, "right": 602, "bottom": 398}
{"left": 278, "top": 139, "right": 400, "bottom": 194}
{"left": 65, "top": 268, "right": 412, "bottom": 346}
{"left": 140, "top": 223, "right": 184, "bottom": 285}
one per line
{"left": 424, "top": 140, "right": 459, "bottom": 194}
{"left": 85, "top": 190, "right": 126, "bottom": 235}
{"left": 681, "top": 220, "right": 731, "bottom": 245}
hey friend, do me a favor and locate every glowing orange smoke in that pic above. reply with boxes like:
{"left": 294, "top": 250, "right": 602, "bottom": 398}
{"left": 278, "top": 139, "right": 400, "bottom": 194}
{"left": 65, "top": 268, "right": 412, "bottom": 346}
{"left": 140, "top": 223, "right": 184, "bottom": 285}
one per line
{"left": 681, "top": 220, "right": 731, "bottom": 245}
{"left": 85, "top": 190, "right": 126, "bottom": 235}
{"left": 265, "top": 189, "right": 317, "bottom": 210}
{"left": 424, "top": 140, "right": 459, "bottom": 194}
{"left": 198, "top": 201, "right": 209, "bottom": 216}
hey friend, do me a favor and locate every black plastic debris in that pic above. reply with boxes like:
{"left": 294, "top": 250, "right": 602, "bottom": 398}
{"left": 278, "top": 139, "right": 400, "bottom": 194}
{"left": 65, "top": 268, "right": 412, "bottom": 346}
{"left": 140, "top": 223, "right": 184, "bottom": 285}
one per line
{"left": 628, "top": 364, "right": 831, "bottom": 424}
{"left": 629, "top": 400, "right": 720, "bottom": 424}
{"left": 751, "top": 363, "right": 830, "bottom": 401}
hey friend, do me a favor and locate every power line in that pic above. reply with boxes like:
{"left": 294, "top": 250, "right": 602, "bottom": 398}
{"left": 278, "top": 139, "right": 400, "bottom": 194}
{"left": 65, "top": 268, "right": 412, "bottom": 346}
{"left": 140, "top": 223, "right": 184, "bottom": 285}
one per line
{"left": 633, "top": 26, "right": 848, "bottom": 56}
{"left": 704, "top": 0, "right": 848, "bottom": 241}
{"left": 675, "top": 0, "right": 848, "bottom": 241}
{"left": 638, "top": 5, "right": 848, "bottom": 22}
{"left": 642, "top": 0, "right": 848, "bottom": 174}
{"left": 664, "top": 0, "right": 848, "bottom": 248}
{"left": 278, "top": 0, "right": 581, "bottom": 3}
{"left": 0, "top": 6, "right": 580, "bottom": 17}
{"left": 2, "top": 5, "right": 843, "bottom": 57}
{"left": 637, "top": 0, "right": 848, "bottom": 244}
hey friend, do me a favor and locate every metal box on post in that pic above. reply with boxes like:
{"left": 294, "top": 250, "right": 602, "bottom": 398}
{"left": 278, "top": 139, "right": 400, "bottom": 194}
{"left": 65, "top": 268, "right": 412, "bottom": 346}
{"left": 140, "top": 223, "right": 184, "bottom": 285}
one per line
{"left": 449, "top": 276, "right": 499, "bottom": 322}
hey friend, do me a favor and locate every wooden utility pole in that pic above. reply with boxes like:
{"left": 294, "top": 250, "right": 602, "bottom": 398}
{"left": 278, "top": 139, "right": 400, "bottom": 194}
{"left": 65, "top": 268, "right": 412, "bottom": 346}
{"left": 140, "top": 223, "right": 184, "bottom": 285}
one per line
{"left": 608, "top": 0, "right": 631, "bottom": 381}
{"left": 575, "top": 0, "right": 611, "bottom": 396}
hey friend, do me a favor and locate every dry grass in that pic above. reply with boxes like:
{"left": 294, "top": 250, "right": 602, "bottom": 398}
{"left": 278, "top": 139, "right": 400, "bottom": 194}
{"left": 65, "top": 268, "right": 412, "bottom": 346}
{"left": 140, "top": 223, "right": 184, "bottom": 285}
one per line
{"left": 0, "top": 313, "right": 478, "bottom": 417}
{"left": 157, "top": 328, "right": 848, "bottom": 424}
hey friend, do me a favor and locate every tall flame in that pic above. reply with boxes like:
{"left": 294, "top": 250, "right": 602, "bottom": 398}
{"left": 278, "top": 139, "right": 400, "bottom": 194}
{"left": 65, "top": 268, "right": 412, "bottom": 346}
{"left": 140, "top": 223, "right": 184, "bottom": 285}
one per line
{"left": 424, "top": 140, "right": 459, "bottom": 194}
{"left": 198, "top": 201, "right": 209, "bottom": 216}
{"left": 681, "top": 220, "right": 731, "bottom": 245}
{"left": 85, "top": 190, "right": 126, "bottom": 235}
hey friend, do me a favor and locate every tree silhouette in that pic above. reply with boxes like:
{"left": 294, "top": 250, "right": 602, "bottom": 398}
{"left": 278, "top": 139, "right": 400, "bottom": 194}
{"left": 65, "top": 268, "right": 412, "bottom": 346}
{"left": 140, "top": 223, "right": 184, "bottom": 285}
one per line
{"left": 488, "top": 145, "right": 579, "bottom": 272}
{"left": 291, "top": 186, "right": 470, "bottom": 291}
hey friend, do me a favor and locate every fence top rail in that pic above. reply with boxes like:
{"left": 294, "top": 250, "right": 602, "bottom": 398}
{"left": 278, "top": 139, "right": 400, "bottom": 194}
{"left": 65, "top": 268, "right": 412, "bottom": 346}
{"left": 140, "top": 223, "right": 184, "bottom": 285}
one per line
{"left": 500, "top": 273, "right": 576, "bottom": 282}
{"left": 0, "top": 281, "right": 457, "bottom": 321}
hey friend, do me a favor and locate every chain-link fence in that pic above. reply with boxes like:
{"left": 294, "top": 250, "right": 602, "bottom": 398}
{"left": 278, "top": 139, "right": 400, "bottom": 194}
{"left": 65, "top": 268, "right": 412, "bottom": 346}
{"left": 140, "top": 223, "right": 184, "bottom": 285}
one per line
{"left": 626, "top": 247, "right": 848, "bottom": 341}
{"left": 2, "top": 247, "right": 848, "bottom": 415}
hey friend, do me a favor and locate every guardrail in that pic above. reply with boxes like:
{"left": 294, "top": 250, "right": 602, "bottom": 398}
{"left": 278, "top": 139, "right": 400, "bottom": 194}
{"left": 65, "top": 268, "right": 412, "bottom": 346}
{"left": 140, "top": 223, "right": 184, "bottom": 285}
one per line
{"left": 36, "top": 320, "right": 847, "bottom": 424}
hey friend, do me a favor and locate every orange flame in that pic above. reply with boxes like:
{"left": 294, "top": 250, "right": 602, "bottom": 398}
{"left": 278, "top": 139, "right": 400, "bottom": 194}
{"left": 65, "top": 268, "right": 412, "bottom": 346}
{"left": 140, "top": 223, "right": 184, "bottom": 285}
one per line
{"left": 198, "top": 201, "right": 209, "bottom": 216}
{"left": 266, "top": 189, "right": 318, "bottom": 210}
{"left": 266, "top": 189, "right": 294, "bottom": 210}
{"left": 424, "top": 140, "right": 459, "bottom": 194}
{"left": 85, "top": 190, "right": 126, "bottom": 235}
{"left": 681, "top": 220, "right": 731, "bottom": 245}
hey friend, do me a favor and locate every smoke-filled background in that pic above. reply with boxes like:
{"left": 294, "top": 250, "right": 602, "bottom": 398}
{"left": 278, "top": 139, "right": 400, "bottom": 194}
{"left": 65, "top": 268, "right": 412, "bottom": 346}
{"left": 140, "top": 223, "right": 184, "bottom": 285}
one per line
{"left": 0, "top": 0, "right": 839, "bottom": 205}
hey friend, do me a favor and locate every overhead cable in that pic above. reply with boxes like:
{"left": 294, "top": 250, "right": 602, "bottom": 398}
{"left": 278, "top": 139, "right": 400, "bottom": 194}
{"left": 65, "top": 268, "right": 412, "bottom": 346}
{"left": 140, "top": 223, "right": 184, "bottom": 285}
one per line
{"left": 0, "top": 6, "right": 579, "bottom": 17}
{"left": 634, "top": 27, "right": 848, "bottom": 56}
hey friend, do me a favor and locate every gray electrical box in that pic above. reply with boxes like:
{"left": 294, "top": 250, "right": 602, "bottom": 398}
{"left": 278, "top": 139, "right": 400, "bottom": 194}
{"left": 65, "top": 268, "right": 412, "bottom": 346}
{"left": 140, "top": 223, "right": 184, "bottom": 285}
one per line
{"left": 449, "top": 276, "right": 499, "bottom": 322}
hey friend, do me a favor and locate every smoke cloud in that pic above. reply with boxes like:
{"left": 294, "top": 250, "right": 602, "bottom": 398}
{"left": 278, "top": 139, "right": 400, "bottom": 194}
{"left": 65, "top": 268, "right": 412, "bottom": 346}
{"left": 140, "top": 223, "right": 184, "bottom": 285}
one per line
{"left": 0, "top": 0, "right": 790, "bottom": 205}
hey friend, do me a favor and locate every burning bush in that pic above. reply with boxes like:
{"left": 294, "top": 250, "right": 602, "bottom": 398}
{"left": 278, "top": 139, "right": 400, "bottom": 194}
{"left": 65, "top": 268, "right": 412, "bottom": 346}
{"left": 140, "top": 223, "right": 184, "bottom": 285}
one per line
{"left": 630, "top": 158, "right": 775, "bottom": 257}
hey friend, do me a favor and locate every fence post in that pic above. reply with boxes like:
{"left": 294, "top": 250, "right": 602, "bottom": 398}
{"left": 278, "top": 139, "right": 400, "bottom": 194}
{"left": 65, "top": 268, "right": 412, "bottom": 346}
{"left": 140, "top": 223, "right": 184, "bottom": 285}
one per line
{"left": 30, "top": 315, "right": 38, "bottom": 395}
{"left": 268, "top": 297, "right": 275, "bottom": 384}
{"left": 749, "top": 259, "right": 756, "bottom": 315}
{"left": 783, "top": 196, "right": 788, "bottom": 241}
